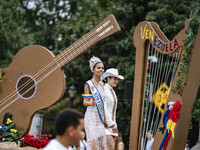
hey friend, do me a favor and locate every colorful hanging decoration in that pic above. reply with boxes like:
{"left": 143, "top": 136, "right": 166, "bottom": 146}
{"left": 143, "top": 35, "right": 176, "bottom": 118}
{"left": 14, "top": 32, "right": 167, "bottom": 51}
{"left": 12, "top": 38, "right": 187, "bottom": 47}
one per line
{"left": 0, "top": 113, "right": 19, "bottom": 142}
{"left": 159, "top": 101, "right": 183, "bottom": 150}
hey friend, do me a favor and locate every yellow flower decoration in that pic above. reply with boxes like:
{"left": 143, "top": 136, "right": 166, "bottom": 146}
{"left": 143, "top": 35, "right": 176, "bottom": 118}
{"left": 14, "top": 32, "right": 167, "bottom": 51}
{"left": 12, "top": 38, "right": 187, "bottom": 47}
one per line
{"left": 10, "top": 129, "right": 17, "bottom": 133}
{"left": 6, "top": 118, "right": 12, "bottom": 124}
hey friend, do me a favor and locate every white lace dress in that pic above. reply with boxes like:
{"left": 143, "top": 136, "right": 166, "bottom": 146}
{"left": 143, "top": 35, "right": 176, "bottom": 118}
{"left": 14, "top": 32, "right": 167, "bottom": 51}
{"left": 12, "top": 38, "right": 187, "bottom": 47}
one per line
{"left": 84, "top": 82, "right": 107, "bottom": 150}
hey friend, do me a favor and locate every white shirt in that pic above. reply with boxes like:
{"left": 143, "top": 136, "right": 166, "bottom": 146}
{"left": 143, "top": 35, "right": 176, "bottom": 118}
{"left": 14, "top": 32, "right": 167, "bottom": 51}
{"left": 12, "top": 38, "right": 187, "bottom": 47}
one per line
{"left": 146, "top": 138, "right": 154, "bottom": 150}
{"left": 79, "top": 140, "right": 87, "bottom": 150}
{"left": 44, "top": 139, "right": 73, "bottom": 150}
{"left": 104, "top": 83, "right": 118, "bottom": 136}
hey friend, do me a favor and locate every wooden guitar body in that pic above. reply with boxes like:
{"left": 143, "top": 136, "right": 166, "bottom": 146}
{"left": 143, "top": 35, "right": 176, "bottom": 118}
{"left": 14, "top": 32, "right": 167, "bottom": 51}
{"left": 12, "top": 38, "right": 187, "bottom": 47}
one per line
{"left": 0, "top": 45, "right": 66, "bottom": 135}
{"left": 0, "top": 14, "right": 121, "bottom": 137}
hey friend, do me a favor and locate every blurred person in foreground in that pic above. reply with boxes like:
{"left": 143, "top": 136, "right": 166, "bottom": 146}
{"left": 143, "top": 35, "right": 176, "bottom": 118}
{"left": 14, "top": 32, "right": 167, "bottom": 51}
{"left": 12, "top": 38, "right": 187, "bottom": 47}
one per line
{"left": 44, "top": 108, "right": 84, "bottom": 150}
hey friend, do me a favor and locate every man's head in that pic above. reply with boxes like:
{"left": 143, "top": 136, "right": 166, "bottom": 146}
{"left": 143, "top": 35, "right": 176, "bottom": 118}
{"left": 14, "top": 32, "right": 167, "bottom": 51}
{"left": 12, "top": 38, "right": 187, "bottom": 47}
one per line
{"left": 107, "top": 76, "right": 119, "bottom": 87}
{"left": 146, "top": 130, "right": 153, "bottom": 140}
{"left": 101, "top": 68, "right": 124, "bottom": 87}
{"left": 55, "top": 108, "right": 84, "bottom": 146}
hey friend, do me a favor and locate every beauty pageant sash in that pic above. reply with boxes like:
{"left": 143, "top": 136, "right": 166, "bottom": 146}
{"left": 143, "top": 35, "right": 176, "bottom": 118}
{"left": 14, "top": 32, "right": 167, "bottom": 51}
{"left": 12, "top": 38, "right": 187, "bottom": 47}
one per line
{"left": 87, "top": 80, "right": 104, "bottom": 124}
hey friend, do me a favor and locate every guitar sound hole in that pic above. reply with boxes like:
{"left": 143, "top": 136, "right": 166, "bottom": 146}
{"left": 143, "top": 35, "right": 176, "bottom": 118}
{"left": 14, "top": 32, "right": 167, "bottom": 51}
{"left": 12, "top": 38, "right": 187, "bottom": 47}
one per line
{"left": 16, "top": 74, "right": 37, "bottom": 100}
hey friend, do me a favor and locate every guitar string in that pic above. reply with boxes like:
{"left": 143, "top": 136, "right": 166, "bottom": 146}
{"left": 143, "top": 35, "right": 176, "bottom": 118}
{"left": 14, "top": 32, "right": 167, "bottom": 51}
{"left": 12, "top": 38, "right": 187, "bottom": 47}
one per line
{"left": 152, "top": 49, "right": 182, "bottom": 134}
{"left": 0, "top": 29, "right": 98, "bottom": 106}
{"left": 142, "top": 48, "right": 182, "bottom": 149}
{"left": 13, "top": 22, "right": 113, "bottom": 102}
{"left": 142, "top": 48, "right": 178, "bottom": 149}
{"left": 0, "top": 33, "right": 100, "bottom": 112}
{"left": 0, "top": 21, "right": 108, "bottom": 106}
{"left": 152, "top": 48, "right": 182, "bottom": 134}
{"left": 151, "top": 52, "right": 174, "bottom": 135}
{"left": 140, "top": 41, "right": 152, "bottom": 150}
{"left": 0, "top": 31, "right": 97, "bottom": 106}
{"left": 151, "top": 53, "right": 173, "bottom": 134}
{"left": 142, "top": 48, "right": 164, "bottom": 150}
{"left": 142, "top": 45, "right": 157, "bottom": 150}
{"left": 0, "top": 29, "right": 109, "bottom": 113}
{"left": 153, "top": 50, "right": 181, "bottom": 135}
{"left": 149, "top": 51, "right": 164, "bottom": 132}
{"left": 142, "top": 44, "right": 161, "bottom": 150}
{"left": 142, "top": 48, "right": 160, "bottom": 150}
{"left": 142, "top": 44, "right": 160, "bottom": 150}
{"left": 148, "top": 51, "right": 176, "bottom": 136}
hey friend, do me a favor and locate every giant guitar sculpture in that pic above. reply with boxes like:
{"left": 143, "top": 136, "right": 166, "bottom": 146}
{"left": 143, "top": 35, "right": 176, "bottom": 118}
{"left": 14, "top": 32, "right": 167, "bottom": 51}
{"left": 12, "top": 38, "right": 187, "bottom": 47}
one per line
{"left": 0, "top": 14, "right": 121, "bottom": 137}
{"left": 129, "top": 19, "right": 200, "bottom": 150}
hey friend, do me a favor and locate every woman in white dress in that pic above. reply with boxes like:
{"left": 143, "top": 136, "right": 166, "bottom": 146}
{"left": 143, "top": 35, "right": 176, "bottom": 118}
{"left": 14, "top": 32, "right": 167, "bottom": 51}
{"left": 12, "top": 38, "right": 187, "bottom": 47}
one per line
{"left": 82, "top": 56, "right": 107, "bottom": 150}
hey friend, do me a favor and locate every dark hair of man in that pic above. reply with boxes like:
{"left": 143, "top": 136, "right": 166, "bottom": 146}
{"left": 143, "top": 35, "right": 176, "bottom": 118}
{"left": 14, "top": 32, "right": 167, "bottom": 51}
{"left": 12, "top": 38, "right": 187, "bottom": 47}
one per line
{"left": 102, "top": 76, "right": 112, "bottom": 84}
{"left": 147, "top": 130, "right": 153, "bottom": 134}
{"left": 54, "top": 108, "right": 83, "bottom": 136}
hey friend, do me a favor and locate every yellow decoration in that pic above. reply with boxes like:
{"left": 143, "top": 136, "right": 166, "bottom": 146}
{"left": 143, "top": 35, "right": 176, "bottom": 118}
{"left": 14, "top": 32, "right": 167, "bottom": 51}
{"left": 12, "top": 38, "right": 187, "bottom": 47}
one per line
{"left": 10, "top": 129, "right": 18, "bottom": 133}
{"left": 6, "top": 118, "right": 12, "bottom": 124}
{"left": 152, "top": 83, "right": 169, "bottom": 113}
{"left": 166, "top": 119, "right": 176, "bottom": 138}
{"left": 82, "top": 94, "right": 93, "bottom": 96}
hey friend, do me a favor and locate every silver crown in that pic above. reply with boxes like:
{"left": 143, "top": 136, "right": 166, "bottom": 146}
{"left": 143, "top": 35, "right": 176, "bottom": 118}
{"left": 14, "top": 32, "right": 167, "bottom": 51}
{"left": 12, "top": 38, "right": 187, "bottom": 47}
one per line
{"left": 89, "top": 56, "right": 102, "bottom": 71}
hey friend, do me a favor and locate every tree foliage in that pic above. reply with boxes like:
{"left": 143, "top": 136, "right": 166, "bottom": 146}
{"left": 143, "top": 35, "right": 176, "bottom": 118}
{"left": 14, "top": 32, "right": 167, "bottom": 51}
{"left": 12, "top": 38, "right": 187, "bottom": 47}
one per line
{"left": 0, "top": 0, "right": 199, "bottom": 148}
{"left": 0, "top": 0, "right": 34, "bottom": 68}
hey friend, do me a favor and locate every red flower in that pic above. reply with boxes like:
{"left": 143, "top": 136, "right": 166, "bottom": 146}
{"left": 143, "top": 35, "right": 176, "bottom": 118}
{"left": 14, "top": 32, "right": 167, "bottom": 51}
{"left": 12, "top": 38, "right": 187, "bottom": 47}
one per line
{"left": 20, "top": 133, "right": 51, "bottom": 149}
{"left": 48, "top": 134, "right": 52, "bottom": 138}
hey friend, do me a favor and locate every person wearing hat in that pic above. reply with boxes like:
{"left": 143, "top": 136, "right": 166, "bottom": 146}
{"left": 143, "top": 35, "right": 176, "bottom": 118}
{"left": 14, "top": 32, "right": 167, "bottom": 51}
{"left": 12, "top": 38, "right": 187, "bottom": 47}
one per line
{"left": 101, "top": 68, "right": 125, "bottom": 150}
{"left": 82, "top": 56, "right": 107, "bottom": 150}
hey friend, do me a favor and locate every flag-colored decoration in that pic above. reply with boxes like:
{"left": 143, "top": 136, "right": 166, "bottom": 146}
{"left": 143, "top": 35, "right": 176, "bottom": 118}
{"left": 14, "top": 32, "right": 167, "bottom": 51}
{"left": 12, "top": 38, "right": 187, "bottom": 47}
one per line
{"left": 82, "top": 94, "right": 93, "bottom": 99}
{"left": 159, "top": 101, "right": 183, "bottom": 150}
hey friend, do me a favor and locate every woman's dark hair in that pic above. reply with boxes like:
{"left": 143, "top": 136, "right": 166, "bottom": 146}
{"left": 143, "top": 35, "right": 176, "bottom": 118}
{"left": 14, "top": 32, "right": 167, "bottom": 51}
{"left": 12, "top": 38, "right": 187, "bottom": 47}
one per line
{"left": 54, "top": 108, "right": 83, "bottom": 136}
{"left": 93, "top": 62, "right": 103, "bottom": 69}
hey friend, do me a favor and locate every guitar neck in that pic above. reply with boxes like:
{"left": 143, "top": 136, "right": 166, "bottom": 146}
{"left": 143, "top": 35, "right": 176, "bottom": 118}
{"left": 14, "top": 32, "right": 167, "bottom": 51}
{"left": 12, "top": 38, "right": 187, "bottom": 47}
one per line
{"left": 55, "top": 14, "right": 121, "bottom": 68}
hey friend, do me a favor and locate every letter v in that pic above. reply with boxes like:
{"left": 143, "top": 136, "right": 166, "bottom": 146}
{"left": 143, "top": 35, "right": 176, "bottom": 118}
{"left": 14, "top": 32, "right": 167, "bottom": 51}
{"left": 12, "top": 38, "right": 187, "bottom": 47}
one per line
{"left": 140, "top": 24, "right": 147, "bottom": 39}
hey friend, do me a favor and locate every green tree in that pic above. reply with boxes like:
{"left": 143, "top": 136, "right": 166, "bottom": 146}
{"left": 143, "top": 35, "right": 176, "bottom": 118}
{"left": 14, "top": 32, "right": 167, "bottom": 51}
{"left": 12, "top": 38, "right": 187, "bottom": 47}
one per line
{"left": 0, "top": 0, "right": 34, "bottom": 68}
{"left": 0, "top": 0, "right": 200, "bottom": 149}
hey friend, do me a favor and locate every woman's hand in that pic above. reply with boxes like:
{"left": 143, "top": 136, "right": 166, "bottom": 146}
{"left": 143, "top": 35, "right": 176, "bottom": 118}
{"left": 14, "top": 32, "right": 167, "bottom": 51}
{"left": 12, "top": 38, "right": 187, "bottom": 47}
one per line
{"left": 91, "top": 101, "right": 96, "bottom": 106}
{"left": 111, "top": 125, "right": 118, "bottom": 133}
{"left": 83, "top": 99, "right": 95, "bottom": 106}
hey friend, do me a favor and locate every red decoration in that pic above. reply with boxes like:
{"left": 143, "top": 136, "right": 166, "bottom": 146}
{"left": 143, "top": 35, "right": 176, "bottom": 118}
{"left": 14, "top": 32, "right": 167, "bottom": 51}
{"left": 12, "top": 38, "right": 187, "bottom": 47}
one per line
{"left": 20, "top": 133, "right": 52, "bottom": 149}
{"left": 147, "top": 62, "right": 149, "bottom": 70}
{"left": 163, "top": 130, "right": 172, "bottom": 150}
{"left": 168, "top": 101, "right": 183, "bottom": 122}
